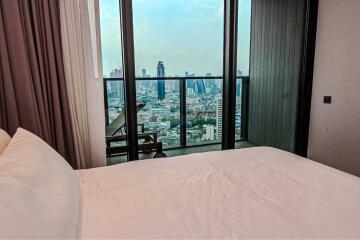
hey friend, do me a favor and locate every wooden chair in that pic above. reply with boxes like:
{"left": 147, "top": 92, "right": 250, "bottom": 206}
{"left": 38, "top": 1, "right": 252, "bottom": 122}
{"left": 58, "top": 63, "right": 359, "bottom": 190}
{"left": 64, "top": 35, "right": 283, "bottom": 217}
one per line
{"left": 106, "top": 103, "right": 167, "bottom": 158}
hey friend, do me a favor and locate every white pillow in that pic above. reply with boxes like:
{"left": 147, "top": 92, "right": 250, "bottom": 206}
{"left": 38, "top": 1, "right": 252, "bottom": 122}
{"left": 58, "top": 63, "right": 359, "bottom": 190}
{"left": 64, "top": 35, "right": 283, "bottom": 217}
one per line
{"left": 0, "top": 129, "right": 11, "bottom": 154}
{"left": 0, "top": 128, "right": 80, "bottom": 239}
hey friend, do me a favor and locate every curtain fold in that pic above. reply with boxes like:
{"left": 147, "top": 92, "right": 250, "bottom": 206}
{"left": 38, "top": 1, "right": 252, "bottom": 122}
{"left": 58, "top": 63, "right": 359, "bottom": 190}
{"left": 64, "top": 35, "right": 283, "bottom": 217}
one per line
{"left": 0, "top": 0, "right": 77, "bottom": 168}
{"left": 60, "top": 0, "right": 106, "bottom": 168}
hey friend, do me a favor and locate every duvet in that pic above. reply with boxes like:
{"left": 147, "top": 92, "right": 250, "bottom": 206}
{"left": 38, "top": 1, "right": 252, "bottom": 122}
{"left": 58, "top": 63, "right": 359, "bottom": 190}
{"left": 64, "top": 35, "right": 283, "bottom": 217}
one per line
{"left": 76, "top": 147, "right": 360, "bottom": 239}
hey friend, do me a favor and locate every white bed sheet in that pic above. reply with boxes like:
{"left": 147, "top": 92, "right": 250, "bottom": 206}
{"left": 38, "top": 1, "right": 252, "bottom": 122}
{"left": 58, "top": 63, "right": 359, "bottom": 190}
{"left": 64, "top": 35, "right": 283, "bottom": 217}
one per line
{"left": 76, "top": 147, "right": 360, "bottom": 239}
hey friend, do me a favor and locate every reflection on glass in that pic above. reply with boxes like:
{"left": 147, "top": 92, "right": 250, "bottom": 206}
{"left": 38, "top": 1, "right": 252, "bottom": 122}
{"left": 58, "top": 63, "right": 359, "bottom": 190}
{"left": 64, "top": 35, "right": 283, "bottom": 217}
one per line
{"left": 186, "top": 79, "right": 223, "bottom": 145}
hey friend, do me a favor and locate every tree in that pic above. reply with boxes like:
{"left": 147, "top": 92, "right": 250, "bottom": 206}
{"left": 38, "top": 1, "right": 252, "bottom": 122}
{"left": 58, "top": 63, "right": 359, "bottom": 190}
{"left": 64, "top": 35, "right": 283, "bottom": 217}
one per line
{"left": 170, "top": 119, "right": 180, "bottom": 128}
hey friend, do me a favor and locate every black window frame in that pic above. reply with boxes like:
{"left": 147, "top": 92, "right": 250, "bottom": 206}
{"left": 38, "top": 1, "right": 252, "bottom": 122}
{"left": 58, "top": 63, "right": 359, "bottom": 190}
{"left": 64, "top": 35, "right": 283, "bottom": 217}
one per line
{"left": 109, "top": 0, "right": 317, "bottom": 160}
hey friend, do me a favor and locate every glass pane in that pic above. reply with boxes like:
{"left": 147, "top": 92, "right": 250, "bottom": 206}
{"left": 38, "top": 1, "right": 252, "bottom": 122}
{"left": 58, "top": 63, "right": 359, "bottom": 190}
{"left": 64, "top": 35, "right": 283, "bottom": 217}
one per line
{"left": 136, "top": 79, "right": 181, "bottom": 151}
{"left": 235, "top": 78, "right": 242, "bottom": 140}
{"left": 100, "top": 0, "right": 127, "bottom": 164}
{"left": 100, "top": 0, "right": 123, "bottom": 78}
{"left": 132, "top": 0, "right": 224, "bottom": 77}
{"left": 237, "top": 0, "right": 251, "bottom": 76}
{"left": 186, "top": 78, "right": 223, "bottom": 146}
{"left": 133, "top": 0, "right": 224, "bottom": 157}
{"left": 235, "top": 0, "right": 251, "bottom": 142}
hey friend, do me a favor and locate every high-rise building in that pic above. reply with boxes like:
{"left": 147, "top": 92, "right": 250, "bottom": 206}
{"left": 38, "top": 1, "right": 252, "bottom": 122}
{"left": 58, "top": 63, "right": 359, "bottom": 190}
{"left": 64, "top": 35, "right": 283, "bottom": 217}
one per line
{"left": 157, "top": 61, "right": 165, "bottom": 100}
{"left": 210, "top": 84, "right": 220, "bottom": 94}
{"left": 205, "top": 73, "right": 214, "bottom": 89}
{"left": 141, "top": 68, "right": 151, "bottom": 89}
{"left": 187, "top": 80, "right": 195, "bottom": 90}
{"left": 185, "top": 71, "right": 196, "bottom": 93}
{"left": 174, "top": 81, "right": 180, "bottom": 92}
{"left": 216, "top": 97, "right": 222, "bottom": 140}
{"left": 157, "top": 80, "right": 165, "bottom": 101}
{"left": 109, "top": 68, "right": 123, "bottom": 99}
{"left": 204, "top": 125, "right": 215, "bottom": 141}
{"left": 157, "top": 61, "right": 165, "bottom": 77}
{"left": 110, "top": 68, "right": 122, "bottom": 78}
{"left": 196, "top": 80, "right": 206, "bottom": 94}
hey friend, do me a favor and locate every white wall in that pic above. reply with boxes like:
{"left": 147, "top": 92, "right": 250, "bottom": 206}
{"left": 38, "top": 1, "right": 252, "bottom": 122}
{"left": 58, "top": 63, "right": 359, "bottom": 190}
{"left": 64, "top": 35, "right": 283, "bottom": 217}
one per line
{"left": 308, "top": 0, "right": 360, "bottom": 176}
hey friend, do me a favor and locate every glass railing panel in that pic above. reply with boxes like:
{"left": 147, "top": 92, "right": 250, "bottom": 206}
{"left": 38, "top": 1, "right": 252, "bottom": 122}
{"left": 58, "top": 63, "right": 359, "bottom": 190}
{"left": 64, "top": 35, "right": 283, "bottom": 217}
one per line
{"left": 106, "top": 80, "right": 125, "bottom": 125}
{"left": 235, "top": 78, "right": 243, "bottom": 140}
{"left": 136, "top": 79, "right": 181, "bottom": 150}
{"left": 186, "top": 78, "right": 223, "bottom": 146}
{"left": 104, "top": 79, "right": 128, "bottom": 164}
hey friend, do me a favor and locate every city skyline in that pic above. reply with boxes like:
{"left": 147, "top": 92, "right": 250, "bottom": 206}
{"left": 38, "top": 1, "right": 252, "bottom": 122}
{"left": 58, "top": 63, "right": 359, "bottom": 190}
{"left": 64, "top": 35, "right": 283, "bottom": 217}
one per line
{"left": 104, "top": 62, "right": 244, "bottom": 78}
{"left": 105, "top": 77, "right": 242, "bottom": 147}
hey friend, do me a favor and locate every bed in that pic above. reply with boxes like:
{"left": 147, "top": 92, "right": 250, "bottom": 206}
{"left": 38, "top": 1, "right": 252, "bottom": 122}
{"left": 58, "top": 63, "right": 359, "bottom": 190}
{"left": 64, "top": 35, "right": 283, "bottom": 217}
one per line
{"left": 77, "top": 147, "right": 360, "bottom": 239}
{"left": 1, "top": 128, "right": 360, "bottom": 239}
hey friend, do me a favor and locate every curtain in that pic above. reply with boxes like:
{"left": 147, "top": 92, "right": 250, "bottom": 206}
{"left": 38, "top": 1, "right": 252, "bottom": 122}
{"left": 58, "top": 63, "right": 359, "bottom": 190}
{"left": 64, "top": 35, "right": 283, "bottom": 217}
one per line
{"left": 60, "top": 0, "right": 106, "bottom": 168}
{"left": 0, "top": 0, "right": 77, "bottom": 168}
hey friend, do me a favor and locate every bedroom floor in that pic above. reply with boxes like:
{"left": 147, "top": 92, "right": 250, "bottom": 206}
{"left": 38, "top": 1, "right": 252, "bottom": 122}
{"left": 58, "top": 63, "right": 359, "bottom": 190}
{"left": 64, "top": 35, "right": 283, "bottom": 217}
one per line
{"left": 107, "top": 141, "right": 255, "bottom": 166}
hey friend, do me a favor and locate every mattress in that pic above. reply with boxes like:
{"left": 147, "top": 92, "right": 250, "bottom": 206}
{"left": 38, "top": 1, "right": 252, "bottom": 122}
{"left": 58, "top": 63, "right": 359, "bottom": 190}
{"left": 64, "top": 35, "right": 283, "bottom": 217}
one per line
{"left": 76, "top": 147, "right": 360, "bottom": 239}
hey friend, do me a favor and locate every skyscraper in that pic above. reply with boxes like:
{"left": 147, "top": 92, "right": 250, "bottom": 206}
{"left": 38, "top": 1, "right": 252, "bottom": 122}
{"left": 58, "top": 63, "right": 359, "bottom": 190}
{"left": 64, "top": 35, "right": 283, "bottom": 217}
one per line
{"left": 185, "top": 71, "right": 196, "bottom": 94}
{"left": 204, "top": 125, "right": 215, "bottom": 141}
{"left": 109, "top": 68, "right": 123, "bottom": 99}
{"left": 141, "top": 68, "right": 151, "bottom": 89}
{"left": 187, "top": 80, "right": 195, "bottom": 90}
{"left": 110, "top": 68, "right": 122, "bottom": 78}
{"left": 157, "top": 61, "right": 165, "bottom": 100}
{"left": 196, "top": 80, "right": 206, "bottom": 94}
{"left": 205, "top": 73, "right": 213, "bottom": 89}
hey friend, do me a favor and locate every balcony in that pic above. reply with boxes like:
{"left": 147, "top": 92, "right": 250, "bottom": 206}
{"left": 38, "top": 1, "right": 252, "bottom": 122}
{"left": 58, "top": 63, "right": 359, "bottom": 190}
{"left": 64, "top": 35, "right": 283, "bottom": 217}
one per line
{"left": 104, "top": 76, "right": 249, "bottom": 162}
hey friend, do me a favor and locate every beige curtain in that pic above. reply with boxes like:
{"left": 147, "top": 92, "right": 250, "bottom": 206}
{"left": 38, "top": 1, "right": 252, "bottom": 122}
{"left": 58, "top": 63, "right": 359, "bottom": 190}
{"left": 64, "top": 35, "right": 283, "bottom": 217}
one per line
{"left": 60, "top": 0, "right": 106, "bottom": 168}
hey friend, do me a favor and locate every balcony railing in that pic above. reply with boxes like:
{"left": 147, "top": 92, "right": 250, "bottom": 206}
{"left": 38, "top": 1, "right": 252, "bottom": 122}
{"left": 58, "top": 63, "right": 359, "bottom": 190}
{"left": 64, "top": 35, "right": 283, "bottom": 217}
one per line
{"left": 104, "top": 76, "right": 249, "bottom": 153}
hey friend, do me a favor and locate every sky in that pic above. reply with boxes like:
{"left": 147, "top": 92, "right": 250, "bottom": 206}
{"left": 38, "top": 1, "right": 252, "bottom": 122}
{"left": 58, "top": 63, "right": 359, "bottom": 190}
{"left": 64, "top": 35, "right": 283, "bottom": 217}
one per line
{"left": 100, "top": 0, "right": 251, "bottom": 77}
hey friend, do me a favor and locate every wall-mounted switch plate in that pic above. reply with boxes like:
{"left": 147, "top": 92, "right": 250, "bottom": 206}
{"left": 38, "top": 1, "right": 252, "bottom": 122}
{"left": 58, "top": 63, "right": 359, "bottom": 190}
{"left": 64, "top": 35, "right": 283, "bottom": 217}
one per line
{"left": 323, "top": 96, "right": 332, "bottom": 104}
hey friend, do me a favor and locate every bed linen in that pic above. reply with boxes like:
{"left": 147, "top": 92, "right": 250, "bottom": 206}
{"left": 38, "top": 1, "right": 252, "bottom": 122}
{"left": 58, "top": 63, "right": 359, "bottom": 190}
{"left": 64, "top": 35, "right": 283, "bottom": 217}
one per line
{"left": 77, "top": 147, "right": 360, "bottom": 239}
{"left": 0, "top": 129, "right": 11, "bottom": 154}
{"left": 0, "top": 128, "right": 80, "bottom": 239}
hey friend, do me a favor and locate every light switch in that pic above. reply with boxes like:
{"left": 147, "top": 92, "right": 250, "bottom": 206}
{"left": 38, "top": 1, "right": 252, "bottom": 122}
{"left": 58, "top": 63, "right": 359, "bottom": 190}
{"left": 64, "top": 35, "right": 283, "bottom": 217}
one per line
{"left": 323, "top": 96, "right": 332, "bottom": 104}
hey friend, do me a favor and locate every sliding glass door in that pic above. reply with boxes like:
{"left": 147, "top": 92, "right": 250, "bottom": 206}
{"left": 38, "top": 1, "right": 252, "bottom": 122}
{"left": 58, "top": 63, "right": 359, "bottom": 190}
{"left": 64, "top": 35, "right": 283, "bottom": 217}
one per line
{"left": 132, "top": 0, "right": 225, "bottom": 156}
{"left": 100, "top": 0, "right": 128, "bottom": 164}
{"left": 100, "top": 0, "right": 252, "bottom": 162}
{"left": 235, "top": 0, "right": 252, "bottom": 143}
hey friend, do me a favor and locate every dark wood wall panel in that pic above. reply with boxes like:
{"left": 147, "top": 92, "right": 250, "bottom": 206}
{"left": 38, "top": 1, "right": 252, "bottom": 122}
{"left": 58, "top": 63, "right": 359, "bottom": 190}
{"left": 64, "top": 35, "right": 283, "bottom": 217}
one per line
{"left": 248, "top": 0, "right": 305, "bottom": 152}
